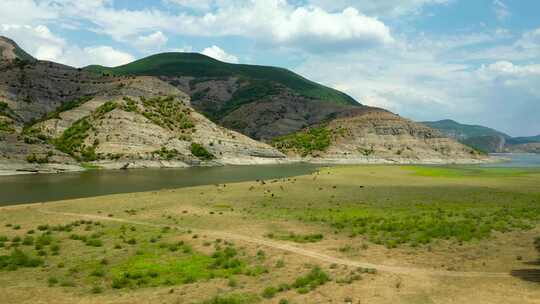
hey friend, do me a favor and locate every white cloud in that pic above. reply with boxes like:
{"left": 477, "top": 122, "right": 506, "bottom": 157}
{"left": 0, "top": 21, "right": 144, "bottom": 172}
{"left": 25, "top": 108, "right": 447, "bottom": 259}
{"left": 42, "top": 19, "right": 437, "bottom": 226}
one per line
{"left": 201, "top": 45, "right": 238, "bottom": 63}
{"left": 308, "top": 0, "right": 451, "bottom": 17}
{"left": 70, "top": 46, "right": 134, "bottom": 67}
{"left": 164, "top": 0, "right": 215, "bottom": 10}
{"left": 493, "top": 0, "right": 510, "bottom": 21}
{"left": 296, "top": 32, "right": 540, "bottom": 136}
{"left": 0, "top": 24, "right": 133, "bottom": 67}
{"left": 133, "top": 31, "right": 168, "bottom": 52}
{"left": 0, "top": 0, "right": 57, "bottom": 25}
{"left": 5, "top": 0, "right": 392, "bottom": 54}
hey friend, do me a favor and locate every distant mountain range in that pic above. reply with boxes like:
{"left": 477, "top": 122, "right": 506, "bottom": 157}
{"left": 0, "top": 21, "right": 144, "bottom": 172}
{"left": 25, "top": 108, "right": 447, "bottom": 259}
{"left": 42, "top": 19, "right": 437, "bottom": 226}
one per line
{"left": 0, "top": 36, "right": 485, "bottom": 173}
{"left": 423, "top": 119, "right": 540, "bottom": 153}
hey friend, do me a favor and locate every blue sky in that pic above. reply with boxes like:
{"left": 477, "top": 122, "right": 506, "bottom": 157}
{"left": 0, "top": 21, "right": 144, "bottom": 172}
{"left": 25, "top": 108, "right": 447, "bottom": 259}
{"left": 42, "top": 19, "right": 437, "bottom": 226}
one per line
{"left": 1, "top": 0, "right": 539, "bottom": 136}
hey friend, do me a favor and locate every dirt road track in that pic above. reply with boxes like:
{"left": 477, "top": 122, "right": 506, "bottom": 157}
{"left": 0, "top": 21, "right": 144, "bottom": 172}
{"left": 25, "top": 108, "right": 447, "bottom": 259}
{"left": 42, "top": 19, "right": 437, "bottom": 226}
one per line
{"left": 39, "top": 210, "right": 512, "bottom": 279}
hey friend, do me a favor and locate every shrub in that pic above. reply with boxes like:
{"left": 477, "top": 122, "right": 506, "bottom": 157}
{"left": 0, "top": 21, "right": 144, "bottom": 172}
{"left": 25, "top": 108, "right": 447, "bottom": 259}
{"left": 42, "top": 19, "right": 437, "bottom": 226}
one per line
{"left": 191, "top": 143, "right": 215, "bottom": 160}
{"left": 292, "top": 267, "right": 330, "bottom": 292}
{"left": 0, "top": 249, "right": 43, "bottom": 270}
{"left": 262, "top": 286, "right": 278, "bottom": 299}
{"left": 273, "top": 126, "right": 331, "bottom": 156}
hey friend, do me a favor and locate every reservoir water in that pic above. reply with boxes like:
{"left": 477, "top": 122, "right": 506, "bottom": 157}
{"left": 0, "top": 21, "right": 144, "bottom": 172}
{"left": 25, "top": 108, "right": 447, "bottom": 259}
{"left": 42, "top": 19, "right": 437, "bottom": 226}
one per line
{"left": 1, "top": 153, "right": 539, "bottom": 206}
{"left": 0, "top": 164, "right": 318, "bottom": 206}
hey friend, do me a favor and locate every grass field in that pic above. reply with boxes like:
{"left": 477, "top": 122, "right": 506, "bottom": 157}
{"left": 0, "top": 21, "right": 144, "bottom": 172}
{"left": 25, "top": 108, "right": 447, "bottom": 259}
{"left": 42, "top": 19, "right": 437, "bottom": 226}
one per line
{"left": 0, "top": 165, "right": 539, "bottom": 303}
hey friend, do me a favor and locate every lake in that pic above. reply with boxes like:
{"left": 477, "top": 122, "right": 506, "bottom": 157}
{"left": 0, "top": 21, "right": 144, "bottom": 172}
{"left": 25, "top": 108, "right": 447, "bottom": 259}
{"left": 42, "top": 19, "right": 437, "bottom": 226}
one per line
{"left": 0, "top": 164, "right": 319, "bottom": 206}
{"left": 1, "top": 153, "right": 539, "bottom": 206}
{"left": 483, "top": 153, "right": 540, "bottom": 168}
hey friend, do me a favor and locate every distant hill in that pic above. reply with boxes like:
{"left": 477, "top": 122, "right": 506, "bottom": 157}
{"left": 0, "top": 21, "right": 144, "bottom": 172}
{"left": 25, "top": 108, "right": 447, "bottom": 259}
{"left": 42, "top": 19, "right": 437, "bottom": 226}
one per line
{"left": 424, "top": 119, "right": 540, "bottom": 154}
{"left": 422, "top": 120, "right": 510, "bottom": 153}
{"left": 507, "top": 135, "right": 540, "bottom": 145}
{"left": 422, "top": 120, "right": 510, "bottom": 140}
{"left": 84, "top": 53, "right": 362, "bottom": 139}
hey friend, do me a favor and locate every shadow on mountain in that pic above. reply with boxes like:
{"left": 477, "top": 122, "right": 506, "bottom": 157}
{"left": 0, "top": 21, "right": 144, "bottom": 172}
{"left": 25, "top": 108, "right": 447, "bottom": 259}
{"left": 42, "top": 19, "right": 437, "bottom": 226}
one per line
{"left": 511, "top": 237, "right": 540, "bottom": 283}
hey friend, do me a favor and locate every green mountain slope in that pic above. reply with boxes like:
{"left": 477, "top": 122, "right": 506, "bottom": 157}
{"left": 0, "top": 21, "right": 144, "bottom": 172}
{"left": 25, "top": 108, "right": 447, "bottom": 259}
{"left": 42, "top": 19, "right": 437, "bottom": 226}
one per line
{"left": 85, "top": 52, "right": 358, "bottom": 106}
{"left": 422, "top": 120, "right": 510, "bottom": 140}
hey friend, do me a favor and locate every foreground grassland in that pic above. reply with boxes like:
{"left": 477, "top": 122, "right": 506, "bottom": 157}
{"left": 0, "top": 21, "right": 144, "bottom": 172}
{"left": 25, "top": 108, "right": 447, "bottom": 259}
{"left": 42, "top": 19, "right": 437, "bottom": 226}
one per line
{"left": 0, "top": 165, "right": 539, "bottom": 304}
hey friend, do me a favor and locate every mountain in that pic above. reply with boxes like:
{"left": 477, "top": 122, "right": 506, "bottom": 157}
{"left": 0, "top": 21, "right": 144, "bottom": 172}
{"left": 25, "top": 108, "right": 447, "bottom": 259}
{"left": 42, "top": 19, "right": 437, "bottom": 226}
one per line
{"left": 85, "top": 53, "right": 362, "bottom": 139}
{"left": 0, "top": 37, "right": 284, "bottom": 173}
{"left": 424, "top": 119, "right": 540, "bottom": 154}
{"left": 0, "top": 36, "right": 486, "bottom": 173}
{"left": 422, "top": 119, "right": 510, "bottom": 153}
{"left": 0, "top": 36, "right": 35, "bottom": 62}
{"left": 422, "top": 119, "right": 510, "bottom": 140}
{"left": 273, "top": 111, "right": 484, "bottom": 163}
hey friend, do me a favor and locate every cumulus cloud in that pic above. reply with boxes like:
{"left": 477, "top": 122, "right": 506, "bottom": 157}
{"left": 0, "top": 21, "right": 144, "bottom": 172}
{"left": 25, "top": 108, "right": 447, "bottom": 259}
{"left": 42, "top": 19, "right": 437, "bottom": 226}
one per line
{"left": 296, "top": 32, "right": 540, "bottom": 136}
{"left": 201, "top": 45, "right": 238, "bottom": 63}
{"left": 3, "top": 0, "right": 392, "bottom": 54}
{"left": 0, "top": 24, "right": 133, "bottom": 67}
{"left": 308, "top": 0, "right": 451, "bottom": 17}
{"left": 133, "top": 31, "right": 168, "bottom": 52}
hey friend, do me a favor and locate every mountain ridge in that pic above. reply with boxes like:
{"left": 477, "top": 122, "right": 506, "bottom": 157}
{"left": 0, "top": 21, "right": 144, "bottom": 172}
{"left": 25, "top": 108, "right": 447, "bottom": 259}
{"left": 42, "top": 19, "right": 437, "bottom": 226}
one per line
{"left": 423, "top": 119, "right": 540, "bottom": 153}
{"left": 0, "top": 36, "right": 488, "bottom": 174}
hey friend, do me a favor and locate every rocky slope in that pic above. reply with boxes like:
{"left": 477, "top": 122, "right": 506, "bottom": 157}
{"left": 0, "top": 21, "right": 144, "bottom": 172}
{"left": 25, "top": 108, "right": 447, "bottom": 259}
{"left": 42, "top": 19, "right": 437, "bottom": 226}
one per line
{"left": 0, "top": 36, "right": 489, "bottom": 174}
{"left": 85, "top": 53, "right": 363, "bottom": 140}
{"left": 0, "top": 37, "right": 284, "bottom": 173}
{"left": 273, "top": 110, "right": 486, "bottom": 164}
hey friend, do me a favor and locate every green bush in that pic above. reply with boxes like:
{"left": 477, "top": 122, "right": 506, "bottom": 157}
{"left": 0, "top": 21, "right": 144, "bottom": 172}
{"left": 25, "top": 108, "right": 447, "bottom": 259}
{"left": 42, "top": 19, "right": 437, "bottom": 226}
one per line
{"left": 0, "top": 249, "right": 43, "bottom": 270}
{"left": 191, "top": 143, "right": 215, "bottom": 160}
{"left": 292, "top": 267, "right": 330, "bottom": 292}
{"left": 262, "top": 286, "right": 278, "bottom": 299}
{"left": 273, "top": 127, "right": 331, "bottom": 156}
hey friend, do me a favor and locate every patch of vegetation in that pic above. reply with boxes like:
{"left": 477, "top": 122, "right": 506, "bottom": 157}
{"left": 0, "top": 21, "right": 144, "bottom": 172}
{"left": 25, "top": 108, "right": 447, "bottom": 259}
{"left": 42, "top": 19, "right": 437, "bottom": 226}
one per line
{"left": 299, "top": 204, "right": 540, "bottom": 248}
{"left": 94, "top": 101, "right": 118, "bottom": 118}
{"left": 26, "top": 152, "right": 51, "bottom": 164}
{"left": 140, "top": 96, "right": 194, "bottom": 131}
{"left": 409, "top": 166, "right": 534, "bottom": 178}
{"left": 214, "top": 81, "right": 282, "bottom": 119}
{"left": 262, "top": 267, "right": 330, "bottom": 298}
{"left": 266, "top": 232, "right": 323, "bottom": 243}
{"left": 273, "top": 126, "right": 331, "bottom": 156}
{"left": 0, "top": 101, "right": 19, "bottom": 120}
{"left": 53, "top": 117, "right": 93, "bottom": 160}
{"left": 292, "top": 267, "right": 330, "bottom": 293}
{"left": 0, "top": 249, "right": 43, "bottom": 271}
{"left": 42, "top": 96, "right": 94, "bottom": 120}
{"left": 198, "top": 293, "right": 259, "bottom": 304}
{"left": 0, "top": 119, "right": 14, "bottom": 133}
{"left": 191, "top": 143, "right": 215, "bottom": 160}
{"left": 153, "top": 147, "right": 181, "bottom": 160}
{"left": 110, "top": 244, "right": 245, "bottom": 289}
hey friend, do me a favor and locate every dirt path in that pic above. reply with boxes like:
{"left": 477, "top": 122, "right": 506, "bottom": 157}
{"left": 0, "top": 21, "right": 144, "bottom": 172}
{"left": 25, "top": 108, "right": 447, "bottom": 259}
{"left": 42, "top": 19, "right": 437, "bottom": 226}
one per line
{"left": 39, "top": 210, "right": 512, "bottom": 279}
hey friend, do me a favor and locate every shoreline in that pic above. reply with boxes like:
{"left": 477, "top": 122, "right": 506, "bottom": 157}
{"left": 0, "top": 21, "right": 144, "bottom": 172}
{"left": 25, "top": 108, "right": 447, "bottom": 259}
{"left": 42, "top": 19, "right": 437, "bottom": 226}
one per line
{"left": 0, "top": 155, "right": 503, "bottom": 177}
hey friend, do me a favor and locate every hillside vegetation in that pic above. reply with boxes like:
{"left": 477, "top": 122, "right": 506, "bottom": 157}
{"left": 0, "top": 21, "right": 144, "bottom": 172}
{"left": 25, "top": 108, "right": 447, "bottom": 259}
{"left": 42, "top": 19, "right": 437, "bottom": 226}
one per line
{"left": 85, "top": 53, "right": 358, "bottom": 107}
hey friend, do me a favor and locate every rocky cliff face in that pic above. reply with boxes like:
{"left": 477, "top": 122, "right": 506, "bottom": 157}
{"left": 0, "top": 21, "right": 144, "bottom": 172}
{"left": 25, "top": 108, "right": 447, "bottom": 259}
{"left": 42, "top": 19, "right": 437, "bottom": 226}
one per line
{"left": 273, "top": 110, "right": 486, "bottom": 164}
{"left": 160, "top": 76, "right": 364, "bottom": 140}
{"left": 0, "top": 36, "right": 489, "bottom": 174}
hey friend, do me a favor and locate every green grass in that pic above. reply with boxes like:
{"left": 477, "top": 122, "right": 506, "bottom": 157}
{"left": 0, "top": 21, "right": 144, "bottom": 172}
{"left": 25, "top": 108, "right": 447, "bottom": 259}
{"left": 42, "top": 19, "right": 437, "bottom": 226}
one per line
{"left": 408, "top": 166, "right": 537, "bottom": 178}
{"left": 273, "top": 126, "right": 331, "bottom": 156}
